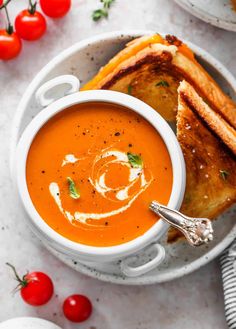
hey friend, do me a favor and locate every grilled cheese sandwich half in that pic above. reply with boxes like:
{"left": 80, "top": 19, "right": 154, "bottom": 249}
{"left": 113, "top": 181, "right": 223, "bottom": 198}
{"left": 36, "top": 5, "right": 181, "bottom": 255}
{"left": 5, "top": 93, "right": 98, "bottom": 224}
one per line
{"left": 82, "top": 34, "right": 236, "bottom": 127}
{"left": 168, "top": 81, "right": 236, "bottom": 242}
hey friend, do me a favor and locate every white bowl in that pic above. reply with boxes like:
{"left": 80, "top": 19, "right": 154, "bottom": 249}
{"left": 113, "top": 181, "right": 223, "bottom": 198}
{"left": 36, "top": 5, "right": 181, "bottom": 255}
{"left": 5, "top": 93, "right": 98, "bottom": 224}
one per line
{"left": 0, "top": 317, "right": 61, "bottom": 329}
{"left": 15, "top": 75, "right": 185, "bottom": 277}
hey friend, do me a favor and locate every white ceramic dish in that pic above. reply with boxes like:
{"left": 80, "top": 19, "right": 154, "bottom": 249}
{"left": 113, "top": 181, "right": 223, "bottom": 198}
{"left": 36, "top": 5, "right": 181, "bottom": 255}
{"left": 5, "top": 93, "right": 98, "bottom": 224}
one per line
{"left": 174, "top": 0, "right": 236, "bottom": 32}
{"left": 10, "top": 30, "right": 236, "bottom": 285}
{"left": 0, "top": 317, "right": 61, "bottom": 329}
{"left": 15, "top": 81, "right": 185, "bottom": 277}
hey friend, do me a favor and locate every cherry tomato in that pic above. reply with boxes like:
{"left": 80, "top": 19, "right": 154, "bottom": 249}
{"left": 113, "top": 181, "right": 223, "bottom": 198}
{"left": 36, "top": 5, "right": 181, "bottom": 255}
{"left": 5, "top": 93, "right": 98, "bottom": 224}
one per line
{"left": 21, "top": 271, "right": 54, "bottom": 306}
{"left": 63, "top": 294, "right": 93, "bottom": 322}
{"left": 0, "top": 30, "right": 22, "bottom": 60}
{"left": 40, "top": 0, "right": 71, "bottom": 18}
{"left": 15, "top": 10, "right": 47, "bottom": 41}
{"left": 7, "top": 263, "right": 54, "bottom": 306}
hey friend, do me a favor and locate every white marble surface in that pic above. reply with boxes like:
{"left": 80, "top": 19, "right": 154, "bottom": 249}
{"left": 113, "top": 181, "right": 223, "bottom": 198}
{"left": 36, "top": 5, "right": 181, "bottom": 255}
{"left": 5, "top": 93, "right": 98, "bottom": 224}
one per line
{"left": 0, "top": 0, "right": 235, "bottom": 328}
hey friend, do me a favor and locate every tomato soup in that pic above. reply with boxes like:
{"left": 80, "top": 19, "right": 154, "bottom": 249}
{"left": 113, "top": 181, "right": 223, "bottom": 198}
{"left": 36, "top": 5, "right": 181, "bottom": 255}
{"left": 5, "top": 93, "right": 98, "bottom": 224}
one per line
{"left": 26, "top": 102, "right": 173, "bottom": 247}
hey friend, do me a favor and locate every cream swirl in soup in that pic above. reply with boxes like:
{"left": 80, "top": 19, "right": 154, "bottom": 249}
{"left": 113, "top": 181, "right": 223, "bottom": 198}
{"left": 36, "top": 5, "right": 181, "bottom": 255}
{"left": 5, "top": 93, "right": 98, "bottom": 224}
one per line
{"left": 49, "top": 149, "right": 153, "bottom": 224}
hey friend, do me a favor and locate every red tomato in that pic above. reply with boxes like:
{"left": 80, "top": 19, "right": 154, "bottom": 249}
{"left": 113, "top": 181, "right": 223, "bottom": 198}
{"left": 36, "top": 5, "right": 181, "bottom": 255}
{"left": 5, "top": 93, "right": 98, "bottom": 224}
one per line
{"left": 0, "top": 30, "right": 22, "bottom": 60}
{"left": 7, "top": 263, "right": 54, "bottom": 306}
{"left": 0, "top": 0, "right": 3, "bottom": 6}
{"left": 15, "top": 10, "right": 47, "bottom": 41}
{"left": 63, "top": 295, "right": 93, "bottom": 322}
{"left": 21, "top": 272, "right": 54, "bottom": 306}
{"left": 40, "top": 0, "right": 71, "bottom": 18}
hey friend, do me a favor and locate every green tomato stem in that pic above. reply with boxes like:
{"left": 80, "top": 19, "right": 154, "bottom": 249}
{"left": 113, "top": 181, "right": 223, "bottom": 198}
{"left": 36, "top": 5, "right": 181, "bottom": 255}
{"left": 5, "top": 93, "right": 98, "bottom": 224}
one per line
{"left": 4, "top": 6, "right": 13, "bottom": 35}
{"left": 0, "top": 0, "right": 12, "bottom": 10}
{"left": 28, "top": 0, "right": 37, "bottom": 15}
{"left": 6, "top": 263, "right": 28, "bottom": 287}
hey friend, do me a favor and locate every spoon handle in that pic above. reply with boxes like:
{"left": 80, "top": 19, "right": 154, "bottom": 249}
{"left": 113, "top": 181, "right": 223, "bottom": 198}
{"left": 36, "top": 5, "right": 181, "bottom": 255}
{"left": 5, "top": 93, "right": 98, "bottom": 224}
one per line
{"left": 149, "top": 201, "right": 213, "bottom": 246}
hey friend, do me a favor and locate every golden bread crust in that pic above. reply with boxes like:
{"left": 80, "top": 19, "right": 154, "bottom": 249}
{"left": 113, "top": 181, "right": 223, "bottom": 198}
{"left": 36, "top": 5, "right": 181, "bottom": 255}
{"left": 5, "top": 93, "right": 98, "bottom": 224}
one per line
{"left": 168, "top": 83, "right": 236, "bottom": 243}
{"left": 178, "top": 81, "right": 236, "bottom": 155}
{"left": 172, "top": 53, "right": 236, "bottom": 128}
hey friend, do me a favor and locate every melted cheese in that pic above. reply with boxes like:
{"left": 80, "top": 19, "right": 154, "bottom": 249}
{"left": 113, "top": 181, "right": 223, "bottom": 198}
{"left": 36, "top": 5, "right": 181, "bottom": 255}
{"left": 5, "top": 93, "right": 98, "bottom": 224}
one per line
{"left": 82, "top": 34, "right": 194, "bottom": 90}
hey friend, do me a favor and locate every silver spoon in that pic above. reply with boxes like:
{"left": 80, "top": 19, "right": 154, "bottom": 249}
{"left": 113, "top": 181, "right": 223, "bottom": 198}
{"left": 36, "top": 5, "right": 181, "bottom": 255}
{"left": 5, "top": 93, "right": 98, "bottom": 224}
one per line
{"left": 149, "top": 201, "right": 214, "bottom": 246}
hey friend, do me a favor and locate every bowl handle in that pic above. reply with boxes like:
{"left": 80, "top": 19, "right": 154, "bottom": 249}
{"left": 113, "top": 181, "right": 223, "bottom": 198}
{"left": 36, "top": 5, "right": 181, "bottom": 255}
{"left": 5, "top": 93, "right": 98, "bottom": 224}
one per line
{"left": 35, "top": 75, "right": 80, "bottom": 107}
{"left": 120, "top": 243, "right": 165, "bottom": 277}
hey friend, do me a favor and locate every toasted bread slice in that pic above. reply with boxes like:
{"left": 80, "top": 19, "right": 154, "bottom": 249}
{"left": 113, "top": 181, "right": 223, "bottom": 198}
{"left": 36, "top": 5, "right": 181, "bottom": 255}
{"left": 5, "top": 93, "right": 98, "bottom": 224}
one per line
{"left": 168, "top": 82, "right": 236, "bottom": 243}
{"left": 82, "top": 34, "right": 236, "bottom": 127}
{"left": 178, "top": 80, "right": 236, "bottom": 156}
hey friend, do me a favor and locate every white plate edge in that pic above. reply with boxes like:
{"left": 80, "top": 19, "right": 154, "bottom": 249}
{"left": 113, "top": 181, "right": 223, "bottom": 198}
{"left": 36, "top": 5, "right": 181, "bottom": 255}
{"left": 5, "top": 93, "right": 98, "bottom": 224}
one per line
{"left": 173, "top": 0, "right": 236, "bottom": 32}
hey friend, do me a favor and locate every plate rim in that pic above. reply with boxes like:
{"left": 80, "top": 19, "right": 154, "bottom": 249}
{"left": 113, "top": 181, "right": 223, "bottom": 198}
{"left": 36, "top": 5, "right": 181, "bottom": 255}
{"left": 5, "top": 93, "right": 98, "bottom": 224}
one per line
{"left": 11, "top": 29, "right": 236, "bottom": 285}
{"left": 173, "top": 0, "right": 236, "bottom": 32}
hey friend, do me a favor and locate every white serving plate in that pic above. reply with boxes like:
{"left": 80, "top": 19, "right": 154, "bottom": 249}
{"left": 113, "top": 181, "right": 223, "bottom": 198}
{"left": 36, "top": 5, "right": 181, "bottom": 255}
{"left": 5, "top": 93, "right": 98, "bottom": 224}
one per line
{"left": 11, "top": 30, "right": 236, "bottom": 285}
{"left": 174, "top": 0, "right": 236, "bottom": 32}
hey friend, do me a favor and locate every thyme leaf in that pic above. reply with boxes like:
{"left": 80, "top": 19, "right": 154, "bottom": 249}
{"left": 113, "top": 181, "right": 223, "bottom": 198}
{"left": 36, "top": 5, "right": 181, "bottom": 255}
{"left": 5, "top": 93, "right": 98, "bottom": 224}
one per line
{"left": 127, "top": 84, "right": 132, "bottom": 95}
{"left": 219, "top": 170, "right": 230, "bottom": 181}
{"left": 156, "top": 80, "right": 170, "bottom": 87}
{"left": 92, "top": 0, "right": 115, "bottom": 21}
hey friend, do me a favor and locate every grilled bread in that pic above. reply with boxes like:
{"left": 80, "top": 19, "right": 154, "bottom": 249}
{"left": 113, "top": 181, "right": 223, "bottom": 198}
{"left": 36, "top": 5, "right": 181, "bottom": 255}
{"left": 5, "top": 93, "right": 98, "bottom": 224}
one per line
{"left": 168, "top": 81, "right": 236, "bottom": 243}
{"left": 82, "top": 34, "right": 236, "bottom": 127}
{"left": 178, "top": 80, "right": 236, "bottom": 156}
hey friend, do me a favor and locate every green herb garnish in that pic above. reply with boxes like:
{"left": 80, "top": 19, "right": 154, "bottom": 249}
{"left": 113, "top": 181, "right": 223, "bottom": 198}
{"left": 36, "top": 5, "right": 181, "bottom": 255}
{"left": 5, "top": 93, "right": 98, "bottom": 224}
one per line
{"left": 156, "top": 80, "right": 170, "bottom": 87}
{"left": 127, "top": 84, "right": 132, "bottom": 95}
{"left": 127, "top": 152, "right": 143, "bottom": 168}
{"left": 184, "top": 193, "right": 191, "bottom": 204}
{"left": 92, "top": 0, "right": 115, "bottom": 21}
{"left": 67, "top": 177, "right": 80, "bottom": 199}
{"left": 219, "top": 170, "right": 230, "bottom": 181}
{"left": 92, "top": 9, "right": 108, "bottom": 21}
